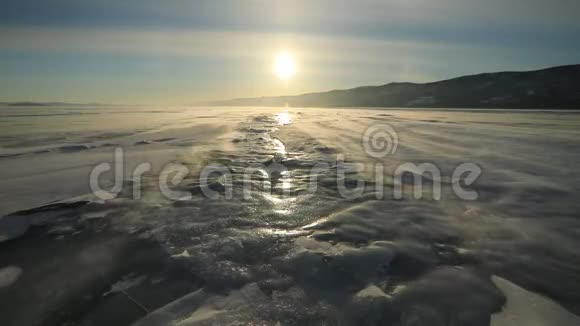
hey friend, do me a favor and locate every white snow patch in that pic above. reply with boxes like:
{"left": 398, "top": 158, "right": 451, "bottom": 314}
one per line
{"left": 172, "top": 249, "right": 191, "bottom": 258}
{"left": 491, "top": 276, "right": 580, "bottom": 326}
{"left": 355, "top": 285, "right": 389, "bottom": 299}
{"left": 0, "top": 266, "right": 22, "bottom": 288}
{"left": 103, "top": 275, "right": 147, "bottom": 296}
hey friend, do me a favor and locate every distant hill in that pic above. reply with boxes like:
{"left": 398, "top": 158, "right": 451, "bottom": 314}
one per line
{"left": 207, "top": 64, "right": 580, "bottom": 109}
{"left": 0, "top": 102, "right": 104, "bottom": 107}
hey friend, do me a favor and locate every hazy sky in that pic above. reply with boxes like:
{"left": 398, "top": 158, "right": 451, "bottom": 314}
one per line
{"left": 0, "top": 0, "right": 579, "bottom": 104}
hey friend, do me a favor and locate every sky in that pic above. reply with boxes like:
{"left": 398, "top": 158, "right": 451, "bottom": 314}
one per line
{"left": 0, "top": 0, "right": 579, "bottom": 104}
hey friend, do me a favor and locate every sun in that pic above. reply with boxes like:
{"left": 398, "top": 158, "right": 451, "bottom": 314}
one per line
{"left": 274, "top": 52, "right": 296, "bottom": 81}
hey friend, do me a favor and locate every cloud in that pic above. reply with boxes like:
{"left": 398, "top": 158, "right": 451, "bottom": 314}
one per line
{"left": 2, "top": 0, "right": 579, "bottom": 29}
{"left": 1, "top": 0, "right": 579, "bottom": 48}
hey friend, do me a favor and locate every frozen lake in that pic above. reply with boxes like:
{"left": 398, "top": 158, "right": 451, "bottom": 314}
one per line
{"left": 1, "top": 105, "right": 580, "bottom": 325}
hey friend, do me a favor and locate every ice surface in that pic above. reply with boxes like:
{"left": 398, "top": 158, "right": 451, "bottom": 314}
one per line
{"left": 1, "top": 105, "right": 580, "bottom": 325}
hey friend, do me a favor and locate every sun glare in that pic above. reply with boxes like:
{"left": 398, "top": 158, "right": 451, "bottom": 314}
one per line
{"left": 274, "top": 52, "right": 297, "bottom": 81}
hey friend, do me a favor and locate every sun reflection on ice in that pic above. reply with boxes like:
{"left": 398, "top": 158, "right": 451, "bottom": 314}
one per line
{"left": 275, "top": 112, "right": 292, "bottom": 125}
{"left": 271, "top": 137, "right": 287, "bottom": 157}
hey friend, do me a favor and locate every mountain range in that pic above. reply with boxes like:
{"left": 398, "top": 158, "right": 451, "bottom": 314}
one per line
{"left": 207, "top": 64, "right": 580, "bottom": 109}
